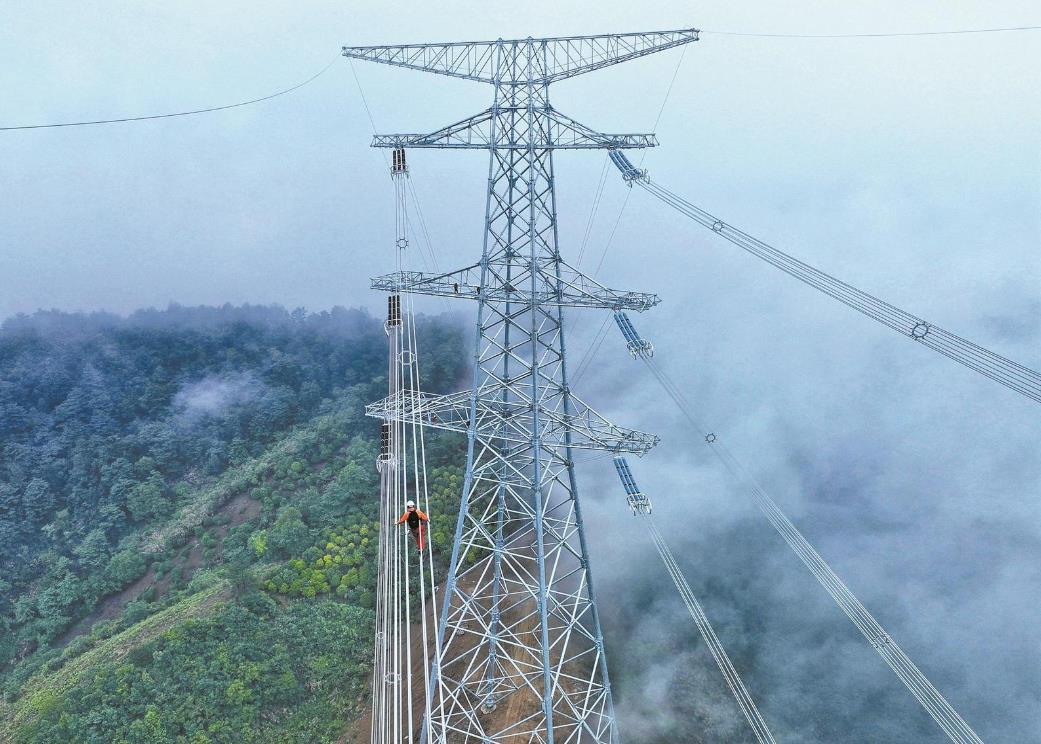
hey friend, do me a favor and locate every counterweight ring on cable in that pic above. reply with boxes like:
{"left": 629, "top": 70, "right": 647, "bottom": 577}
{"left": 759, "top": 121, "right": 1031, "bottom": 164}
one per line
{"left": 608, "top": 150, "right": 1041, "bottom": 405}
{"left": 705, "top": 433, "right": 717, "bottom": 443}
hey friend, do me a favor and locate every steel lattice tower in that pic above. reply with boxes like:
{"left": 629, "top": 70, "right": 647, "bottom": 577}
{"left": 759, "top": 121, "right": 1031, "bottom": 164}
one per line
{"left": 347, "top": 28, "right": 699, "bottom": 743}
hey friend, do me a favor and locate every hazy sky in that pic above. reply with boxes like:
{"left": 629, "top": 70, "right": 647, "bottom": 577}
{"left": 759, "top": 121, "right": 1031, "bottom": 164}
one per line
{"left": 2, "top": 1, "right": 1040, "bottom": 741}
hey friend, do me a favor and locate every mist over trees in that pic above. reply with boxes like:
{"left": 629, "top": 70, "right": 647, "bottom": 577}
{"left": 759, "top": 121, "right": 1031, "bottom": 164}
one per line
{"left": 0, "top": 304, "right": 466, "bottom": 742}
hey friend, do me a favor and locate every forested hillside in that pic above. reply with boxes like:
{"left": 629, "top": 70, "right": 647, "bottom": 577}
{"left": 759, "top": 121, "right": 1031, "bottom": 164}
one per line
{"left": 0, "top": 304, "right": 467, "bottom": 743}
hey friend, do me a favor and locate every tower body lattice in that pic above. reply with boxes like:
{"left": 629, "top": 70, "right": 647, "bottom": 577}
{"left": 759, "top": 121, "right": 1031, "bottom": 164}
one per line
{"left": 348, "top": 28, "right": 698, "bottom": 743}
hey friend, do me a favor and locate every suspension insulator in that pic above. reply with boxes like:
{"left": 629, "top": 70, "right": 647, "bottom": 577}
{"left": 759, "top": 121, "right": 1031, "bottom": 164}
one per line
{"left": 613, "top": 456, "right": 652, "bottom": 515}
{"left": 613, "top": 311, "right": 654, "bottom": 359}
{"left": 387, "top": 294, "right": 402, "bottom": 327}
{"left": 376, "top": 422, "right": 394, "bottom": 471}
{"left": 391, "top": 147, "right": 407, "bottom": 174}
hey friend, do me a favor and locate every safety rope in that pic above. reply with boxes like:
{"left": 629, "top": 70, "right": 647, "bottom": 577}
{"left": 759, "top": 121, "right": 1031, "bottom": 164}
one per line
{"left": 408, "top": 285, "right": 446, "bottom": 742}
{"left": 371, "top": 322, "right": 394, "bottom": 744}
{"left": 406, "top": 177, "right": 441, "bottom": 275}
{"left": 398, "top": 168, "right": 420, "bottom": 743}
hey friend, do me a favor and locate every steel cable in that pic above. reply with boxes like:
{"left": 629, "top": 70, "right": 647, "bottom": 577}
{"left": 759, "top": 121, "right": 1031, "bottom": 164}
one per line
{"left": 370, "top": 149, "right": 445, "bottom": 744}
{"left": 641, "top": 516, "right": 778, "bottom": 743}
{"left": 572, "top": 315, "right": 612, "bottom": 384}
{"left": 1, "top": 58, "right": 338, "bottom": 131}
{"left": 702, "top": 25, "right": 1041, "bottom": 39}
{"left": 575, "top": 155, "right": 611, "bottom": 269}
{"left": 638, "top": 354, "right": 986, "bottom": 744}
{"left": 620, "top": 171, "right": 1041, "bottom": 404}
{"left": 570, "top": 46, "right": 689, "bottom": 372}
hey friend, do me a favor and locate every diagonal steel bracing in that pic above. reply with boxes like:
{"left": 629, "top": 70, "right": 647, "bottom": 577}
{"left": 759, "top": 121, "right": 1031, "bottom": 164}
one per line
{"left": 348, "top": 28, "right": 698, "bottom": 744}
{"left": 370, "top": 262, "right": 661, "bottom": 311}
{"left": 366, "top": 388, "right": 659, "bottom": 455}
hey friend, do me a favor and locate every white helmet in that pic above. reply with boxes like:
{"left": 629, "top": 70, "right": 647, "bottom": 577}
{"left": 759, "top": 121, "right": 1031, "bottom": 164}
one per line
{"left": 406, "top": 500, "right": 416, "bottom": 508}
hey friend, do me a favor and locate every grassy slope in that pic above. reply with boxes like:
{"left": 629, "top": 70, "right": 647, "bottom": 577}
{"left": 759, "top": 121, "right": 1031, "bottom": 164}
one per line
{"left": 139, "top": 404, "right": 362, "bottom": 555}
{"left": 1, "top": 396, "right": 462, "bottom": 742}
{"left": 0, "top": 580, "right": 228, "bottom": 738}
{"left": 0, "top": 403, "right": 357, "bottom": 738}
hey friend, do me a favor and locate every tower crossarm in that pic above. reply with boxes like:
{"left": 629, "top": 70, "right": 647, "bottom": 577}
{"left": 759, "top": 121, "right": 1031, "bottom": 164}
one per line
{"left": 371, "top": 263, "right": 660, "bottom": 311}
{"left": 342, "top": 28, "right": 698, "bottom": 85}
{"left": 372, "top": 107, "right": 656, "bottom": 150}
{"left": 540, "top": 28, "right": 699, "bottom": 83}
{"left": 372, "top": 109, "right": 496, "bottom": 149}
{"left": 342, "top": 41, "right": 499, "bottom": 83}
{"left": 365, "top": 388, "right": 659, "bottom": 455}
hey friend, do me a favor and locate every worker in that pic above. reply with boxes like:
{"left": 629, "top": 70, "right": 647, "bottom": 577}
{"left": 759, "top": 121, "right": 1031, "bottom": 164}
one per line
{"left": 396, "top": 500, "right": 429, "bottom": 551}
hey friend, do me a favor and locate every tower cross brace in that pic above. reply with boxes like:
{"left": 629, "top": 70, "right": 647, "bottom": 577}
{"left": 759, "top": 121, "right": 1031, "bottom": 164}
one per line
{"left": 347, "top": 28, "right": 698, "bottom": 744}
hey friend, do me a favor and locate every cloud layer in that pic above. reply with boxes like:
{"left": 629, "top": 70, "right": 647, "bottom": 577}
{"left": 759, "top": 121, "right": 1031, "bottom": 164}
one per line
{"left": 2, "top": 2, "right": 1038, "bottom": 740}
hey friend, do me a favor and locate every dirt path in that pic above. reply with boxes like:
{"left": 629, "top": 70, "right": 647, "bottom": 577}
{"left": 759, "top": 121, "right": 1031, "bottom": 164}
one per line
{"left": 55, "top": 565, "right": 172, "bottom": 649}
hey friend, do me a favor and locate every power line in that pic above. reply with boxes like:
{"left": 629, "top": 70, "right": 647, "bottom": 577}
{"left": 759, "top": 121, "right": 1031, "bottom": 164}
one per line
{"left": 612, "top": 456, "right": 778, "bottom": 744}
{"left": 570, "top": 43, "right": 689, "bottom": 375}
{"left": 641, "top": 355, "right": 986, "bottom": 744}
{"left": 607, "top": 306, "right": 987, "bottom": 742}
{"left": 608, "top": 152, "right": 1041, "bottom": 405}
{"left": 0, "top": 58, "right": 338, "bottom": 132}
{"left": 702, "top": 25, "right": 1041, "bottom": 39}
{"left": 348, "top": 60, "right": 447, "bottom": 296}
{"left": 645, "top": 517, "right": 778, "bottom": 744}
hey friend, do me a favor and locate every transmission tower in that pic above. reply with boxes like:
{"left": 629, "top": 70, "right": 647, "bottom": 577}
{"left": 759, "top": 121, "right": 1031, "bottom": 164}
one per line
{"left": 347, "top": 28, "right": 699, "bottom": 743}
